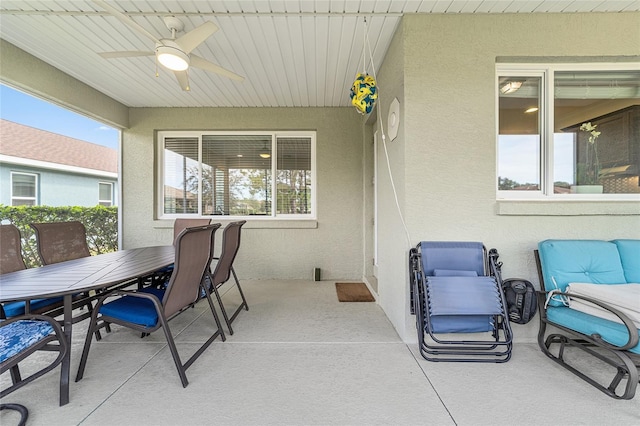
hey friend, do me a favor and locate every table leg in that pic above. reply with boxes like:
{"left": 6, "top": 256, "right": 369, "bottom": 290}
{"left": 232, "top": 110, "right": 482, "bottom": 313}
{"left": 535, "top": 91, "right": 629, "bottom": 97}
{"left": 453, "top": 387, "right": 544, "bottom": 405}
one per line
{"left": 59, "top": 294, "right": 72, "bottom": 406}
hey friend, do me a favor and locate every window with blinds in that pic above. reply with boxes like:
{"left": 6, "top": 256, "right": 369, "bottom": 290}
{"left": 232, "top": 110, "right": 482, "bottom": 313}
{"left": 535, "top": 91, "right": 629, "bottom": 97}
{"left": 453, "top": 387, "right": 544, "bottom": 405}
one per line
{"left": 158, "top": 131, "right": 315, "bottom": 219}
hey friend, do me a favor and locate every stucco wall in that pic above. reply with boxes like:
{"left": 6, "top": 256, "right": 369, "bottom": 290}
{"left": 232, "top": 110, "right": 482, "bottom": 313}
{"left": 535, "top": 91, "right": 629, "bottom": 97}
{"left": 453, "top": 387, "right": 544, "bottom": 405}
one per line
{"left": 123, "top": 107, "right": 365, "bottom": 280}
{"left": 375, "top": 12, "right": 640, "bottom": 342}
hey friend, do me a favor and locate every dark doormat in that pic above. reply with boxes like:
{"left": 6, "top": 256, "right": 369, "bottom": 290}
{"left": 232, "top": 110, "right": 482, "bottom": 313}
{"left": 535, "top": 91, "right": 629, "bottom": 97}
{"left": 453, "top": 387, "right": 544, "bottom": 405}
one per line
{"left": 335, "top": 282, "right": 375, "bottom": 302}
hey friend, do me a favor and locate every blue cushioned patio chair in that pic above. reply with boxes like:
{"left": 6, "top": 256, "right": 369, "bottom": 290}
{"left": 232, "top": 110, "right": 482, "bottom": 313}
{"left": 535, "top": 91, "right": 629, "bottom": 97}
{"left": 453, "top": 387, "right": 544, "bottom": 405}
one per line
{"left": 1, "top": 314, "right": 68, "bottom": 403}
{"left": 76, "top": 223, "right": 225, "bottom": 388}
{"left": 0, "top": 224, "right": 66, "bottom": 321}
{"left": 535, "top": 239, "right": 640, "bottom": 399}
{"left": 409, "top": 241, "right": 513, "bottom": 362}
{"left": 206, "top": 220, "right": 248, "bottom": 335}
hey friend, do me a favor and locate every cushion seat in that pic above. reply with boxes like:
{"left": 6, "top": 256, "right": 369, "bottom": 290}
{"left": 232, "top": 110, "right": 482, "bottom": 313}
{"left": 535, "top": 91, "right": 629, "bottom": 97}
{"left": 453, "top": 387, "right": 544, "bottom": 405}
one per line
{"left": 546, "top": 306, "right": 640, "bottom": 354}
{"left": 0, "top": 319, "right": 55, "bottom": 362}
{"left": 2, "top": 297, "right": 64, "bottom": 318}
{"left": 99, "top": 288, "right": 166, "bottom": 328}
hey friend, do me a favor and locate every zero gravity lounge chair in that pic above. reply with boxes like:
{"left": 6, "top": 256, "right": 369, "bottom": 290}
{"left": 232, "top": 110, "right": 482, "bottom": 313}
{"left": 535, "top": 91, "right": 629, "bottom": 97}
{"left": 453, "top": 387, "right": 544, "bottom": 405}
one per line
{"left": 409, "top": 241, "right": 513, "bottom": 362}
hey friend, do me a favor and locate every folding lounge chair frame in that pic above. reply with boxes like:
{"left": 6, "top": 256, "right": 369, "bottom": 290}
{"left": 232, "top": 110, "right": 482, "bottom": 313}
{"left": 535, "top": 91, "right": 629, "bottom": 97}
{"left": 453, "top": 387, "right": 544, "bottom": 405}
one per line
{"left": 409, "top": 241, "right": 513, "bottom": 362}
{"left": 534, "top": 250, "right": 639, "bottom": 400}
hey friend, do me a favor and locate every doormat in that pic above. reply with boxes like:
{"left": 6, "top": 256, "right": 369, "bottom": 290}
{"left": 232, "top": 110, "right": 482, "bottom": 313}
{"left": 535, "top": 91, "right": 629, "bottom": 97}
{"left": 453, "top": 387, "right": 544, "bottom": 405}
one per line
{"left": 335, "top": 282, "right": 375, "bottom": 302}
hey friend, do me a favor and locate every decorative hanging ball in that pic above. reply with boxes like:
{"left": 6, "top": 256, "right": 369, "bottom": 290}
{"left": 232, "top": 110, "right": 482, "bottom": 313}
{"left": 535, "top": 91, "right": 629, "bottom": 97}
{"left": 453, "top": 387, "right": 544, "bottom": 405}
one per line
{"left": 350, "top": 73, "right": 378, "bottom": 114}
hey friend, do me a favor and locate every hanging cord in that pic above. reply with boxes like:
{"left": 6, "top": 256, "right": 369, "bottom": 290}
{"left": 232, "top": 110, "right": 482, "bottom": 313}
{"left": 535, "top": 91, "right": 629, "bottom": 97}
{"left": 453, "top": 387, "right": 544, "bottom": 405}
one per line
{"left": 362, "top": 17, "right": 412, "bottom": 248}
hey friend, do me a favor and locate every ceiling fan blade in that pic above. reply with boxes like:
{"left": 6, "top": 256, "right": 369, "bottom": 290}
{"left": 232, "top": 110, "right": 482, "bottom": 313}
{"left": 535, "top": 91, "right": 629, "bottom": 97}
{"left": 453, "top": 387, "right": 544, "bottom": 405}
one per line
{"left": 173, "top": 70, "right": 191, "bottom": 91}
{"left": 191, "top": 55, "right": 244, "bottom": 82}
{"left": 175, "top": 21, "right": 218, "bottom": 54}
{"left": 93, "top": 0, "right": 162, "bottom": 45}
{"left": 99, "top": 51, "right": 154, "bottom": 58}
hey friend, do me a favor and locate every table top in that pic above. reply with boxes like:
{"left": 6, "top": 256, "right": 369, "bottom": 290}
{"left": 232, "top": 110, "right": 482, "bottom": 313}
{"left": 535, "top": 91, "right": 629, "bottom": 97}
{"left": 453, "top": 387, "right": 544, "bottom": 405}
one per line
{"left": 0, "top": 245, "right": 174, "bottom": 303}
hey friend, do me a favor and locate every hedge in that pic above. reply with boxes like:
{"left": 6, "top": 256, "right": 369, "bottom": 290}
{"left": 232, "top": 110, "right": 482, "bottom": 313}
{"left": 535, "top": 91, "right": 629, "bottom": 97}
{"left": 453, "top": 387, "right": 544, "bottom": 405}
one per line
{"left": 0, "top": 205, "right": 117, "bottom": 268}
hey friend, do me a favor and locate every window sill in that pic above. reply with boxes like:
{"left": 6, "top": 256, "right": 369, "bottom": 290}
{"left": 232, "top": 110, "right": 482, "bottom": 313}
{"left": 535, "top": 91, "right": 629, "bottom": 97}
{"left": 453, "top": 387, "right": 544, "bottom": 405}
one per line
{"left": 496, "top": 200, "right": 640, "bottom": 216}
{"left": 154, "top": 219, "right": 318, "bottom": 230}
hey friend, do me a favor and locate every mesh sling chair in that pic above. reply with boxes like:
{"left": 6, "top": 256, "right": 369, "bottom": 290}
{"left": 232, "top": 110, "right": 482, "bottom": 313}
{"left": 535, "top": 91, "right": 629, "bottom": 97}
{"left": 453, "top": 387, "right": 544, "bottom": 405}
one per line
{"left": 409, "top": 241, "right": 513, "bottom": 362}
{"left": 1, "top": 314, "right": 68, "bottom": 405}
{"left": 535, "top": 240, "right": 640, "bottom": 400}
{"left": 29, "top": 221, "right": 109, "bottom": 339}
{"left": 206, "top": 220, "right": 248, "bottom": 335}
{"left": 0, "top": 224, "right": 64, "bottom": 318}
{"left": 76, "top": 224, "right": 225, "bottom": 388}
{"left": 147, "top": 218, "right": 212, "bottom": 287}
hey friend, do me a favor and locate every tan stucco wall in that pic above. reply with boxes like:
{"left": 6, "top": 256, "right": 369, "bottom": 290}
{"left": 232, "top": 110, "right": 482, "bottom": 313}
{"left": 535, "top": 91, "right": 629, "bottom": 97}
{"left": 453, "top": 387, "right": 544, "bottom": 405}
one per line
{"left": 374, "top": 12, "right": 640, "bottom": 342}
{"left": 123, "top": 107, "right": 365, "bottom": 280}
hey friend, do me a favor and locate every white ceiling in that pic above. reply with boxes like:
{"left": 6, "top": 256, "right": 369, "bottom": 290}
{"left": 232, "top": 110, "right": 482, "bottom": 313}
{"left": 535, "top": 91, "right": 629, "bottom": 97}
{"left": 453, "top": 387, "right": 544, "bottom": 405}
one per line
{"left": 1, "top": 1, "right": 639, "bottom": 108}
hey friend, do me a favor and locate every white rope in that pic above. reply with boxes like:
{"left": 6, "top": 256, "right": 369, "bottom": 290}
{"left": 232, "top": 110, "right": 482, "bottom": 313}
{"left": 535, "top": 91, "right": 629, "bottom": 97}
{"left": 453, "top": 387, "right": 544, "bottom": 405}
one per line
{"left": 362, "top": 17, "right": 411, "bottom": 248}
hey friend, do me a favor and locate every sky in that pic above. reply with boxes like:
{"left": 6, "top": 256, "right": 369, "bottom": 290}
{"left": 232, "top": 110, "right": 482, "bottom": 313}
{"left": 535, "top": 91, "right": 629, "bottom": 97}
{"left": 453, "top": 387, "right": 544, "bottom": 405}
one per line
{"left": 0, "top": 84, "right": 119, "bottom": 150}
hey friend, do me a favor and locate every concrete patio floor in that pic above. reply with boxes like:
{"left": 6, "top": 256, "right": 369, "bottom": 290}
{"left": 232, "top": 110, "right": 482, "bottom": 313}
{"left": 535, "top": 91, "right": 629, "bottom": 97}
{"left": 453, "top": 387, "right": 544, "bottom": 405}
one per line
{"left": 1, "top": 280, "right": 638, "bottom": 425}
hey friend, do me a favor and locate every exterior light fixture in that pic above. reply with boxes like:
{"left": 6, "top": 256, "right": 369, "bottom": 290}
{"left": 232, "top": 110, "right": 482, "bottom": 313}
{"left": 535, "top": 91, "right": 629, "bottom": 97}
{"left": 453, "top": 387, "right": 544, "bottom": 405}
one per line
{"left": 525, "top": 107, "right": 539, "bottom": 113}
{"left": 500, "top": 81, "right": 523, "bottom": 94}
{"left": 156, "top": 41, "right": 190, "bottom": 71}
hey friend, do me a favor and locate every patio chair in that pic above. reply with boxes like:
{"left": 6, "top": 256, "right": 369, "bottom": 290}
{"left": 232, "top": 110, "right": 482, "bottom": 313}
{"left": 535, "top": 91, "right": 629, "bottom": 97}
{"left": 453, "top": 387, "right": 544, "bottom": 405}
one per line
{"left": 206, "top": 220, "right": 248, "bottom": 335}
{"left": 147, "top": 218, "right": 213, "bottom": 287}
{"left": 29, "top": 221, "right": 109, "bottom": 339}
{"left": 30, "top": 221, "right": 91, "bottom": 265}
{"left": 0, "top": 224, "right": 64, "bottom": 319}
{"left": 76, "top": 223, "right": 225, "bottom": 388}
{"left": 409, "top": 241, "right": 513, "bottom": 362}
{"left": 1, "top": 314, "right": 68, "bottom": 402}
{"left": 535, "top": 239, "right": 640, "bottom": 399}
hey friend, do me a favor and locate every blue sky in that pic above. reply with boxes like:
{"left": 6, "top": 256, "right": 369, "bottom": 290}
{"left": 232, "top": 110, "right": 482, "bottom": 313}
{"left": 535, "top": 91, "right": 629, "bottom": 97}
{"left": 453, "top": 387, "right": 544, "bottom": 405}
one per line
{"left": 0, "top": 84, "right": 119, "bottom": 150}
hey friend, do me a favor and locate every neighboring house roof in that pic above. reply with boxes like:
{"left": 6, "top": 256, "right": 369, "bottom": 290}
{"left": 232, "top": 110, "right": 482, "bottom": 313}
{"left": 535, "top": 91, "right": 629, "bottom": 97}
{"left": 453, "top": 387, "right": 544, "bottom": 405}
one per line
{"left": 0, "top": 119, "right": 117, "bottom": 174}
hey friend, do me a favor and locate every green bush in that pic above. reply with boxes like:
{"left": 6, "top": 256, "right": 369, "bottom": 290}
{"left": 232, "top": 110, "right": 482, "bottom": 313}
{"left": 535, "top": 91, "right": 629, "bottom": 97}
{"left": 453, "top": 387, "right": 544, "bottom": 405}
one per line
{"left": 0, "top": 205, "right": 117, "bottom": 268}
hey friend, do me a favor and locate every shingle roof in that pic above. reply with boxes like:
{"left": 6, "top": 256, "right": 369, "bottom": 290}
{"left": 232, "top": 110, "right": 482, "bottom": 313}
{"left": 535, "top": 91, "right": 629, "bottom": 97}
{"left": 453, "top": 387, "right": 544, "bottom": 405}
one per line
{"left": 0, "top": 119, "right": 117, "bottom": 173}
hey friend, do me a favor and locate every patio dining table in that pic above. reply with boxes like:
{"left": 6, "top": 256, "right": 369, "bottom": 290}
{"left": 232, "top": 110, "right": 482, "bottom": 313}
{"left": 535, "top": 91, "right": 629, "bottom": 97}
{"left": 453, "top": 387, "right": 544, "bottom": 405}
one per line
{"left": 0, "top": 245, "right": 174, "bottom": 406}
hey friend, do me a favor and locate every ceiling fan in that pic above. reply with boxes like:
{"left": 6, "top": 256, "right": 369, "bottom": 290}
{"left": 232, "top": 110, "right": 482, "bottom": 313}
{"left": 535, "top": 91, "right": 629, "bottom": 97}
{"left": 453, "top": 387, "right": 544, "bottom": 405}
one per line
{"left": 94, "top": 0, "right": 244, "bottom": 91}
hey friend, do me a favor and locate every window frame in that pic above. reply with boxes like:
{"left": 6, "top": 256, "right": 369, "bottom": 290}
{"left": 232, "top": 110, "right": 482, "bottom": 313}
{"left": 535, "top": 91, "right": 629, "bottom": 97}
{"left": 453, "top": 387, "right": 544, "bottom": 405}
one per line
{"left": 156, "top": 130, "right": 317, "bottom": 220}
{"left": 10, "top": 171, "right": 38, "bottom": 206}
{"left": 496, "top": 62, "right": 640, "bottom": 201}
{"left": 98, "top": 181, "right": 114, "bottom": 206}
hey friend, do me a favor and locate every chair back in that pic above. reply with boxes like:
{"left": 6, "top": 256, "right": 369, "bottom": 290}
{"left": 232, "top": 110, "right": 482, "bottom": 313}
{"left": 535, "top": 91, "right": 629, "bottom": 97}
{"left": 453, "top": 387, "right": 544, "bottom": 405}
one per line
{"left": 420, "top": 241, "right": 486, "bottom": 277}
{"left": 211, "top": 221, "right": 246, "bottom": 286}
{"left": 173, "top": 218, "right": 211, "bottom": 244}
{"left": 0, "top": 224, "right": 27, "bottom": 274}
{"left": 30, "top": 221, "right": 91, "bottom": 265}
{"left": 163, "top": 223, "right": 221, "bottom": 318}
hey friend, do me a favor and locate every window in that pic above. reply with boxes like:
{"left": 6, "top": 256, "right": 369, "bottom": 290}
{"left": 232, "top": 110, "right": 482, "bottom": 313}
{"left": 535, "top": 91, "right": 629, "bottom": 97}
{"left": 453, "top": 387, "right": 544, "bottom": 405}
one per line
{"left": 99, "top": 182, "right": 113, "bottom": 206}
{"left": 11, "top": 172, "right": 38, "bottom": 205}
{"left": 158, "top": 131, "right": 315, "bottom": 219}
{"left": 497, "top": 63, "right": 640, "bottom": 199}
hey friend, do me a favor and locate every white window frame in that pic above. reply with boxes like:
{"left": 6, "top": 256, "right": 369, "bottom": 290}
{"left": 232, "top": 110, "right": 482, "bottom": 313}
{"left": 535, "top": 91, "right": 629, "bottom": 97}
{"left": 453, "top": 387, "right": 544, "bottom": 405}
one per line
{"left": 157, "top": 130, "right": 317, "bottom": 220}
{"left": 10, "top": 171, "right": 38, "bottom": 206}
{"left": 98, "top": 182, "right": 114, "bottom": 206}
{"left": 496, "top": 62, "right": 640, "bottom": 201}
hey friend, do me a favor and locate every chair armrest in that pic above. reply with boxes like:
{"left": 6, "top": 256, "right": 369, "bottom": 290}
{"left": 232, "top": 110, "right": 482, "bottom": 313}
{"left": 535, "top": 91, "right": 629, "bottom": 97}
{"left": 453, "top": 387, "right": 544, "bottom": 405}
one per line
{"left": 542, "top": 291, "right": 639, "bottom": 351}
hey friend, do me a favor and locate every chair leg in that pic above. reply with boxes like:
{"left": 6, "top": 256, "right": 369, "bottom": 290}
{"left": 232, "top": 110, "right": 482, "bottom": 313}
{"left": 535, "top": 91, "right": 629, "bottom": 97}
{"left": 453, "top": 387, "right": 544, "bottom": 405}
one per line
{"left": 201, "top": 281, "right": 226, "bottom": 342}
{"left": 9, "top": 365, "right": 22, "bottom": 384}
{"left": 75, "top": 299, "right": 103, "bottom": 382}
{"left": 156, "top": 316, "right": 189, "bottom": 388}
{"left": 210, "top": 281, "right": 233, "bottom": 335}
{"left": 0, "top": 403, "right": 29, "bottom": 426}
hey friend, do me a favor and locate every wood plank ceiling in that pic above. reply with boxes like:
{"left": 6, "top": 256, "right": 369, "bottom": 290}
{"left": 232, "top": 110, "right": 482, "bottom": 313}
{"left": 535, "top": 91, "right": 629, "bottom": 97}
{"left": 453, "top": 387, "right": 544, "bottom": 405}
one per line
{"left": 1, "top": 1, "right": 638, "bottom": 108}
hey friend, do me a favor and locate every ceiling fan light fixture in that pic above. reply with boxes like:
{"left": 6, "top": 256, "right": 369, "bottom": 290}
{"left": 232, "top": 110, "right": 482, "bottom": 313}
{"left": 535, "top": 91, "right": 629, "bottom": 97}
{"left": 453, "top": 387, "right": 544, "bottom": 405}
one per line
{"left": 500, "top": 81, "right": 523, "bottom": 94}
{"left": 156, "top": 43, "right": 190, "bottom": 71}
{"left": 259, "top": 153, "right": 271, "bottom": 159}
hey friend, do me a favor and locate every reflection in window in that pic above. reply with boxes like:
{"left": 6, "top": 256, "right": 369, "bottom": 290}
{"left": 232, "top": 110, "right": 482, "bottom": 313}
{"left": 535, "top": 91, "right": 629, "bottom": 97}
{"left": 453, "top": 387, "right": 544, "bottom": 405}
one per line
{"left": 498, "top": 66, "right": 640, "bottom": 196}
{"left": 159, "top": 132, "right": 315, "bottom": 218}
{"left": 498, "top": 76, "right": 541, "bottom": 190}
{"left": 98, "top": 182, "right": 114, "bottom": 206}
{"left": 11, "top": 172, "right": 37, "bottom": 206}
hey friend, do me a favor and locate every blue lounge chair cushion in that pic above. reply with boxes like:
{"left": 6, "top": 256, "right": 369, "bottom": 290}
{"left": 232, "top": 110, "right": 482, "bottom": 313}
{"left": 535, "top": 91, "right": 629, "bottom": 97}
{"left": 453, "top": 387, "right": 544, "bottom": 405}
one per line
{"left": 99, "top": 288, "right": 166, "bottom": 328}
{"left": 538, "top": 240, "right": 627, "bottom": 307}
{"left": 547, "top": 306, "right": 640, "bottom": 354}
{"left": 2, "top": 297, "right": 65, "bottom": 318}
{"left": 426, "top": 277, "right": 502, "bottom": 333}
{"left": 420, "top": 241, "right": 485, "bottom": 276}
{"left": 612, "top": 239, "right": 640, "bottom": 283}
{"left": 433, "top": 269, "right": 478, "bottom": 277}
{"left": 0, "top": 320, "right": 54, "bottom": 362}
